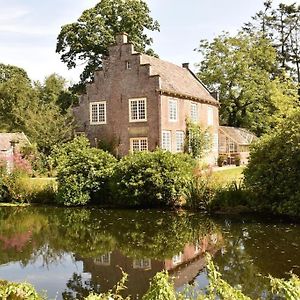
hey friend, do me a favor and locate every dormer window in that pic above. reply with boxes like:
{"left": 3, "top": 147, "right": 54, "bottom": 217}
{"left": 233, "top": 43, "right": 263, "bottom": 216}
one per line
{"left": 126, "top": 61, "right": 131, "bottom": 69}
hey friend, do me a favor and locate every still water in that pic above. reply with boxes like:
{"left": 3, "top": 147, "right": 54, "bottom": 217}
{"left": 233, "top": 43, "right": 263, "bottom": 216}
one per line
{"left": 0, "top": 206, "right": 299, "bottom": 299}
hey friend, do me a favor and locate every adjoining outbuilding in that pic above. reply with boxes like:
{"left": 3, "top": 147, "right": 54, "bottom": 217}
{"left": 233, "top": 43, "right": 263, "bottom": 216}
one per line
{"left": 218, "top": 126, "right": 257, "bottom": 165}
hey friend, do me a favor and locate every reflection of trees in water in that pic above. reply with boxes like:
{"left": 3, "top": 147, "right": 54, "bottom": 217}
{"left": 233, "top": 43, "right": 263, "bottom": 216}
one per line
{"left": 0, "top": 207, "right": 220, "bottom": 263}
{"left": 213, "top": 216, "right": 300, "bottom": 299}
{"left": 62, "top": 273, "right": 102, "bottom": 300}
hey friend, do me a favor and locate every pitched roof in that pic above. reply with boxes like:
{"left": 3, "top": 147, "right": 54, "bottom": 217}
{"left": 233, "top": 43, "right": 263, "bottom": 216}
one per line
{"left": 140, "top": 54, "right": 219, "bottom": 106}
{"left": 0, "top": 132, "right": 30, "bottom": 151}
{"left": 219, "top": 126, "right": 257, "bottom": 145}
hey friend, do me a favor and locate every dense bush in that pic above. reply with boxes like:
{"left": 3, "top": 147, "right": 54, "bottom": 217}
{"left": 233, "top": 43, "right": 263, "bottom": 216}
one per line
{"left": 244, "top": 110, "right": 300, "bottom": 217}
{"left": 0, "top": 280, "right": 42, "bottom": 299}
{"left": 54, "top": 136, "right": 117, "bottom": 206}
{"left": 184, "top": 175, "right": 216, "bottom": 211}
{"left": 111, "top": 150, "right": 194, "bottom": 207}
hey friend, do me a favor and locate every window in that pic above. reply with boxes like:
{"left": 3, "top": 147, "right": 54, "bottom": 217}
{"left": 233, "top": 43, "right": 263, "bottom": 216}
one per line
{"left": 207, "top": 107, "right": 214, "bottom": 126}
{"left": 133, "top": 258, "right": 151, "bottom": 269}
{"left": 168, "top": 99, "right": 177, "bottom": 122}
{"left": 176, "top": 131, "right": 184, "bottom": 152}
{"left": 130, "top": 138, "right": 148, "bottom": 152}
{"left": 94, "top": 253, "right": 111, "bottom": 266}
{"left": 126, "top": 61, "right": 131, "bottom": 69}
{"left": 212, "top": 133, "right": 218, "bottom": 152}
{"left": 90, "top": 101, "right": 106, "bottom": 125}
{"left": 190, "top": 102, "right": 198, "bottom": 123}
{"left": 162, "top": 131, "right": 172, "bottom": 151}
{"left": 129, "top": 98, "right": 147, "bottom": 122}
{"left": 172, "top": 253, "right": 182, "bottom": 265}
{"left": 195, "top": 241, "right": 201, "bottom": 254}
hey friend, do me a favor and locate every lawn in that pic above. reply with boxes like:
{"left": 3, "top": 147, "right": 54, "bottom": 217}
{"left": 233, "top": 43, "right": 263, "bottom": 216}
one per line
{"left": 212, "top": 166, "right": 245, "bottom": 186}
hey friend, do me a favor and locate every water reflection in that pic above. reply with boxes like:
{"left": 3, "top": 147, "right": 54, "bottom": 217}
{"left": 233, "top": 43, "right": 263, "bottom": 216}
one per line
{"left": 0, "top": 208, "right": 299, "bottom": 299}
{"left": 0, "top": 207, "right": 221, "bottom": 299}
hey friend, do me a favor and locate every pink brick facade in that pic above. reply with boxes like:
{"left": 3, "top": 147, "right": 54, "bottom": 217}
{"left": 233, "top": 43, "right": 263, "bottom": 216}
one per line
{"left": 74, "top": 34, "right": 219, "bottom": 164}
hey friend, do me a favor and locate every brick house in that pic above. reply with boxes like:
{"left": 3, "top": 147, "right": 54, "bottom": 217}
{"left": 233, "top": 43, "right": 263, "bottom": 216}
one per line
{"left": 74, "top": 33, "right": 219, "bottom": 164}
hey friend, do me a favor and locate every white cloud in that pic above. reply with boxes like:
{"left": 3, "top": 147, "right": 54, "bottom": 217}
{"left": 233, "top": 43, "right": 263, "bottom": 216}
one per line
{"left": 0, "top": 7, "right": 29, "bottom": 22}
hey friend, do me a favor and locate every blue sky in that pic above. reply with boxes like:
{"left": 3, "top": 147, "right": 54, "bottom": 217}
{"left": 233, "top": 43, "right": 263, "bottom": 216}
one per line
{"left": 0, "top": 0, "right": 296, "bottom": 83}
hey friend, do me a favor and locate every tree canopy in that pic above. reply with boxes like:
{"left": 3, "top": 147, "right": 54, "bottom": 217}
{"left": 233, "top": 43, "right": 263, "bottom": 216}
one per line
{"left": 0, "top": 64, "right": 74, "bottom": 155}
{"left": 196, "top": 33, "right": 298, "bottom": 135}
{"left": 243, "top": 1, "right": 300, "bottom": 98}
{"left": 56, "top": 0, "right": 160, "bottom": 86}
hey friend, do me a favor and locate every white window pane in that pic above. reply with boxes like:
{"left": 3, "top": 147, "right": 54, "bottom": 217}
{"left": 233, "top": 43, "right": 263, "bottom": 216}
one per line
{"left": 176, "top": 131, "right": 184, "bottom": 152}
{"left": 130, "top": 99, "right": 147, "bottom": 122}
{"left": 131, "top": 138, "right": 148, "bottom": 152}
{"left": 169, "top": 99, "right": 177, "bottom": 121}
{"left": 98, "top": 103, "right": 106, "bottom": 123}
{"left": 131, "top": 101, "right": 138, "bottom": 120}
{"left": 90, "top": 102, "right": 106, "bottom": 124}
{"left": 162, "top": 131, "right": 172, "bottom": 151}
{"left": 190, "top": 103, "right": 198, "bottom": 123}
{"left": 208, "top": 107, "right": 213, "bottom": 126}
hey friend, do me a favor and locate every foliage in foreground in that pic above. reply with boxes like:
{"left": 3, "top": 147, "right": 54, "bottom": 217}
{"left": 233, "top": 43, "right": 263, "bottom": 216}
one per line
{"left": 244, "top": 110, "right": 300, "bottom": 217}
{"left": 1, "top": 255, "right": 299, "bottom": 300}
{"left": 53, "top": 136, "right": 117, "bottom": 206}
{"left": 111, "top": 150, "right": 195, "bottom": 207}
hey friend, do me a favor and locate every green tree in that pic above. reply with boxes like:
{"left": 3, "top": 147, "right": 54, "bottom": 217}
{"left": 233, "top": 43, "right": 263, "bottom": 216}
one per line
{"left": 0, "top": 64, "right": 34, "bottom": 131}
{"left": 244, "top": 2, "right": 300, "bottom": 98}
{"left": 196, "top": 33, "right": 298, "bottom": 135}
{"left": 15, "top": 101, "right": 74, "bottom": 155}
{"left": 35, "top": 73, "right": 78, "bottom": 112}
{"left": 56, "top": 0, "right": 160, "bottom": 87}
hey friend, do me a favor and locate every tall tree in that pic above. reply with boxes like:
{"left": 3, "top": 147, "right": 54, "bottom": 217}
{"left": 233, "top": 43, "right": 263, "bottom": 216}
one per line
{"left": 196, "top": 33, "right": 298, "bottom": 135}
{"left": 56, "top": 0, "right": 160, "bottom": 87}
{"left": 0, "top": 63, "right": 74, "bottom": 154}
{"left": 0, "top": 64, "right": 33, "bottom": 131}
{"left": 34, "top": 73, "right": 78, "bottom": 112}
{"left": 243, "top": 2, "right": 300, "bottom": 98}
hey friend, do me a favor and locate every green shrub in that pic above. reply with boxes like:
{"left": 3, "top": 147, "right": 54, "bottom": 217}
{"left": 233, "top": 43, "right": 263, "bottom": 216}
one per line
{"left": 142, "top": 271, "right": 176, "bottom": 300}
{"left": 0, "top": 280, "right": 43, "bottom": 299}
{"left": 244, "top": 110, "right": 300, "bottom": 216}
{"left": 53, "top": 136, "right": 117, "bottom": 206}
{"left": 111, "top": 150, "right": 194, "bottom": 207}
{"left": 184, "top": 175, "right": 216, "bottom": 210}
{"left": 210, "top": 180, "right": 249, "bottom": 212}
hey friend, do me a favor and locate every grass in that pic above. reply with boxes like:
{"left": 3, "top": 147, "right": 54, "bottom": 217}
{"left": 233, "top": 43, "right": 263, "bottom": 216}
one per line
{"left": 212, "top": 166, "right": 245, "bottom": 186}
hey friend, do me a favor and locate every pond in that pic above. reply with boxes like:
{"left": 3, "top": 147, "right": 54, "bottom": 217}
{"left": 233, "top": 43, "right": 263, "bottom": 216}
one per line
{"left": 0, "top": 206, "right": 299, "bottom": 299}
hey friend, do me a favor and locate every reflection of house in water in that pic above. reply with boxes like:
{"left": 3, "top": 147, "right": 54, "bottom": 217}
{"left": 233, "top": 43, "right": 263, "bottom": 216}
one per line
{"left": 78, "top": 233, "right": 222, "bottom": 298}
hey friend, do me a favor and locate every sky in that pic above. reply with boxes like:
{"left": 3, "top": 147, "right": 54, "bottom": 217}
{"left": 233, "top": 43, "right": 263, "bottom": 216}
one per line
{"left": 0, "top": 0, "right": 297, "bottom": 83}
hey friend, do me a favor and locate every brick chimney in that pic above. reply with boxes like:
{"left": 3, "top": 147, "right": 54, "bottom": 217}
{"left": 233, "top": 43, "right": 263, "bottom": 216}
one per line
{"left": 182, "top": 63, "right": 189, "bottom": 69}
{"left": 116, "top": 32, "right": 128, "bottom": 45}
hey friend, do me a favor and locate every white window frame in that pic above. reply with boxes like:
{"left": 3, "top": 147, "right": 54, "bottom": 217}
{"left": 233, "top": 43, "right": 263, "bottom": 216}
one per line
{"left": 133, "top": 258, "right": 151, "bottom": 269}
{"left": 93, "top": 252, "right": 111, "bottom": 266}
{"left": 129, "top": 98, "right": 147, "bottom": 122}
{"left": 190, "top": 102, "right": 198, "bottom": 123}
{"left": 207, "top": 106, "right": 214, "bottom": 126}
{"left": 162, "top": 130, "right": 172, "bottom": 151}
{"left": 168, "top": 99, "right": 178, "bottom": 122}
{"left": 130, "top": 137, "right": 148, "bottom": 152}
{"left": 172, "top": 253, "right": 182, "bottom": 265}
{"left": 176, "top": 131, "right": 184, "bottom": 152}
{"left": 90, "top": 101, "right": 107, "bottom": 125}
